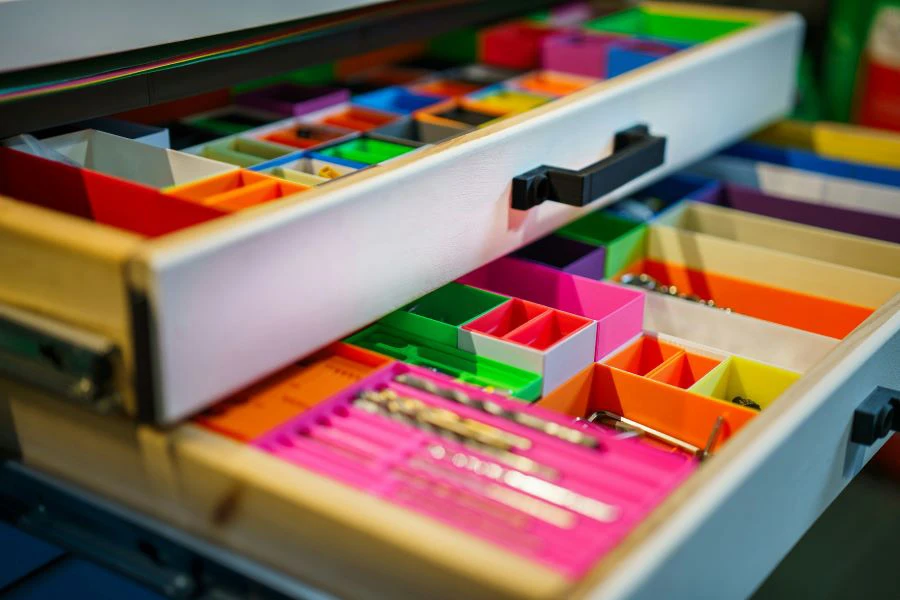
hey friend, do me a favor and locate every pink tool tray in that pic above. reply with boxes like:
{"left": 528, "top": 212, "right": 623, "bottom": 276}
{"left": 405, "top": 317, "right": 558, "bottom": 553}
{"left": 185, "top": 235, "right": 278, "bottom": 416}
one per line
{"left": 253, "top": 362, "right": 696, "bottom": 578}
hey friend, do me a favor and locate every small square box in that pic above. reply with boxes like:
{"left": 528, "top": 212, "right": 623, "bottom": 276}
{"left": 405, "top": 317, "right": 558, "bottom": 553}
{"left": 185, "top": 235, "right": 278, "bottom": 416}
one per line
{"left": 372, "top": 117, "right": 464, "bottom": 145}
{"left": 538, "top": 363, "right": 757, "bottom": 452}
{"left": 602, "top": 335, "right": 683, "bottom": 376}
{"left": 196, "top": 137, "right": 298, "bottom": 168}
{"left": 313, "top": 135, "right": 419, "bottom": 165}
{"left": 460, "top": 299, "right": 597, "bottom": 395}
{"left": 508, "top": 70, "right": 598, "bottom": 97}
{"left": 254, "top": 153, "right": 365, "bottom": 185}
{"left": 513, "top": 234, "right": 607, "bottom": 280}
{"left": 304, "top": 103, "right": 399, "bottom": 132}
{"left": 256, "top": 122, "right": 354, "bottom": 150}
{"left": 235, "top": 84, "right": 350, "bottom": 117}
{"left": 184, "top": 106, "right": 285, "bottom": 136}
{"left": 459, "top": 257, "right": 644, "bottom": 359}
{"left": 380, "top": 282, "right": 509, "bottom": 346}
{"left": 480, "top": 22, "right": 561, "bottom": 69}
{"left": 466, "top": 85, "right": 552, "bottom": 113}
{"left": 557, "top": 210, "right": 648, "bottom": 277}
{"left": 690, "top": 356, "right": 801, "bottom": 410}
{"left": 167, "top": 170, "right": 309, "bottom": 212}
{"left": 352, "top": 86, "right": 445, "bottom": 115}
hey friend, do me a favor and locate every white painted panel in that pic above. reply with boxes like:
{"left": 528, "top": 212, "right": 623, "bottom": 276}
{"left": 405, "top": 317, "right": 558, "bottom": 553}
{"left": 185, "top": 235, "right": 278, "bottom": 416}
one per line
{"left": 139, "top": 15, "right": 804, "bottom": 422}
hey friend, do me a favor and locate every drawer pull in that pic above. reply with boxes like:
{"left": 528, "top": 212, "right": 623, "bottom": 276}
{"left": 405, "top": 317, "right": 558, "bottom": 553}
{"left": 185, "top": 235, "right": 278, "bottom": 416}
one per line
{"left": 851, "top": 386, "right": 899, "bottom": 446}
{"left": 511, "top": 124, "right": 667, "bottom": 210}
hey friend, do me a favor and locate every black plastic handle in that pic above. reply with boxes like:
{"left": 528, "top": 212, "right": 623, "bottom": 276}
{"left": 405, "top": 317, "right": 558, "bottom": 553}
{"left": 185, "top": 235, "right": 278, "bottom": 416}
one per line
{"left": 511, "top": 124, "right": 667, "bottom": 210}
{"left": 851, "top": 386, "right": 899, "bottom": 446}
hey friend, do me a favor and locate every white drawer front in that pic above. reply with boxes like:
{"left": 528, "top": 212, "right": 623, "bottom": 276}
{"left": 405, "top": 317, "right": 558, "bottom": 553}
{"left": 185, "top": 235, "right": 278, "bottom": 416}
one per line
{"left": 135, "top": 14, "right": 803, "bottom": 422}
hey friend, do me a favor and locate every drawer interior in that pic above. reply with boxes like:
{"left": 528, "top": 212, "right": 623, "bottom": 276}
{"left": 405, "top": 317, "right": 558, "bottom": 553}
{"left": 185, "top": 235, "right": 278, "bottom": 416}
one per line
{"left": 0, "top": 2, "right": 803, "bottom": 423}
{"left": 3, "top": 0, "right": 898, "bottom": 596}
{"left": 168, "top": 110, "right": 896, "bottom": 593}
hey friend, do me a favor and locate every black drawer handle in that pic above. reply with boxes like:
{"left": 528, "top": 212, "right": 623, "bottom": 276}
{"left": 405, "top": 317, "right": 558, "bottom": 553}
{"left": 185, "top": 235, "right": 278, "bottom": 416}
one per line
{"left": 851, "top": 386, "right": 899, "bottom": 446}
{"left": 511, "top": 124, "right": 667, "bottom": 210}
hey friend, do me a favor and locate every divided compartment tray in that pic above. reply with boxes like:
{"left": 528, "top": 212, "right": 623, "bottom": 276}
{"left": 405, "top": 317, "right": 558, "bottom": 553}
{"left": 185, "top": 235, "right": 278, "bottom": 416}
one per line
{"left": 0, "top": 5, "right": 805, "bottom": 424}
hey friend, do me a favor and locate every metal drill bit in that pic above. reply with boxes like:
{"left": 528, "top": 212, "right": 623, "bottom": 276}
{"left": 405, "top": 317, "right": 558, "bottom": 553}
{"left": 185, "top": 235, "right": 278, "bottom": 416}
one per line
{"left": 589, "top": 410, "right": 702, "bottom": 456}
{"left": 429, "top": 445, "right": 620, "bottom": 524}
{"left": 394, "top": 373, "right": 599, "bottom": 449}
{"left": 354, "top": 391, "right": 557, "bottom": 479}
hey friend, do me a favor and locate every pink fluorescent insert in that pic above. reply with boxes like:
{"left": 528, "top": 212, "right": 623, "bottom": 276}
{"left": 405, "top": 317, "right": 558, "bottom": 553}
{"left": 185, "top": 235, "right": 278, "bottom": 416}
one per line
{"left": 253, "top": 362, "right": 695, "bottom": 578}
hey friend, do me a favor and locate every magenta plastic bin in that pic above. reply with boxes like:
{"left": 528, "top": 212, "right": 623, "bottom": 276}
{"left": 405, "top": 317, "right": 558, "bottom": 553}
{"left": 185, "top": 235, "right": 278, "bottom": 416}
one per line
{"left": 253, "top": 362, "right": 696, "bottom": 578}
{"left": 694, "top": 182, "right": 900, "bottom": 244}
{"left": 235, "top": 84, "right": 351, "bottom": 117}
{"left": 541, "top": 32, "right": 625, "bottom": 78}
{"left": 458, "top": 256, "right": 645, "bottom": 359}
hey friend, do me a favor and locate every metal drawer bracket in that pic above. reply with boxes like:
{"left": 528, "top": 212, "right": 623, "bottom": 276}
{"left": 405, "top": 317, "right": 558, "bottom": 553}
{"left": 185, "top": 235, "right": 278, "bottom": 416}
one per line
{"left": 0, "top": 302, "right": 122, "bottom": 414}
{"left": 850, "top": 386, "right": 899, "bottom": 446}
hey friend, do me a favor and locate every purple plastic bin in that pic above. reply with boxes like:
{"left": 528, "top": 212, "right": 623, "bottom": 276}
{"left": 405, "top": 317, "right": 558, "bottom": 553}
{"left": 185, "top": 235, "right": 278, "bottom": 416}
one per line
{"left": 513, "top": 234, "right": 607, "bottom": 280}
{"left": 694, "top": 182, "right": 900, "bottom": 244}
{"left": 458, "top": 256, "right": 644, "bottom": 359}
{"left": 236, "top": 84, "right": 351, "bottom": 117}
{"left": 541, "top": 32, "right": 623, "bottom": 78}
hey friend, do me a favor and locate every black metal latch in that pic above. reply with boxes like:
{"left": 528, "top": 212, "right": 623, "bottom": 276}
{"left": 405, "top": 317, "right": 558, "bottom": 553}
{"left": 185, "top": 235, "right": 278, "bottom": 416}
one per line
{"left": 511, "top": 124, "right": 667, "bottom": 210}
{"left": 850, "top": 386, "right": 899, "bottom": 446}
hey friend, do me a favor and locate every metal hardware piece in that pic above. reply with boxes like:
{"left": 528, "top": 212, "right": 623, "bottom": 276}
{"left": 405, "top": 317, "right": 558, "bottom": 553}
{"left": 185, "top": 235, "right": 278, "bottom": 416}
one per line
{"left": 589, "top": 410, "right": 703, "bottom": 457}
{"left": 394, "top": 372, "right": 600, "bottom": 449}
{"left": 511, "top": 124, "right": 667, "bottom": 210}
{"left": 0, "top": 302, "right": 121, "bottom": 413}
{"left": 851, "top": 386, "right": 899, "bottom": 446}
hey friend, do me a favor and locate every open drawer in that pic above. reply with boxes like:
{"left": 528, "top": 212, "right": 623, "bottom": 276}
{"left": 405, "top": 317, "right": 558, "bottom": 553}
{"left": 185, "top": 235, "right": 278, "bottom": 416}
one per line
{"left": 0, "top": 3, "right": 803, "bottom": 423}
{"left": 4, "top": 269, "right": 898, "bottom": 600}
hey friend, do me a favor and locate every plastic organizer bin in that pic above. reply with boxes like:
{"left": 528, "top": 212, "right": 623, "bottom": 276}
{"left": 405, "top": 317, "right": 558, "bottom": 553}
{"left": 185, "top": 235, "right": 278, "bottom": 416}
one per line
{"left": 479, "top": 22, "right": 562, "bottom": 70}
{"left": 538, "top": 363, "right": 757, "bottom": 453}
{"left": 256, "top": 122, "right": 353, "bottom": 150}
{"left": 507, "top": 70, "right": 598, "bottom": 96}
{"left": 459, "top": 257, "right": 645, "bottom": 359}
{"left": 313, "top": 135, "right": 419, "bottom": 165}
{"left": 345, "top": 323, "right": 543, "bottom": 400}
{"left": 197, "top": 137, "right": 297, "bottom": 168}
{"left": 692, "top": 180, "right": 900, "bottom": 244}
{"left": 166, "top": 170, "right": 309, "bottom": 212}
{"left": 195, "top": 343, "right": 392, "bottom": 442}
{"left": 184, "top": 106, "right": 285, "bottom": 136}
{"left": 459, "top": 299, "right": 597, "bottom": 395}
{"left": 616, "top": 257, "right": 874, "bottom": 339}
{"left": 351, "top": 86, "right": 445, "bottom": 115}
{"left": 465, "top": 85, "right": 552, "bottom": 113}
{"left": 380, "top": 282, "right": 509, "bottom": 346}
{"left": 410, "top": 78, "right": 484, "bottom": 98}
{"left": 556, "top": 210, "right": 648, "bottom": 278}
{"left": 601, "top": 335, "right": 683, "bottom": 377}
{"left": 689, "top": 355, "right": 801, "bottom": 410}
{"left": 235, "top": 83, "right": 350, "bottom": 117}
{"left": 656, "top": 201, "right": 900, "bottom": 278}
{"left": 304, "top": 104, "right": 398, "bottom": 132}
{"left": 513, "top": 234, "right": 607, "bottom": 281}
{"left": 584, "top": 5, "right": 752, "bottom": 44}
{"left": 372, "top": 117, "right": 465, "bottom": 145}
{"left": 251, "top": 362, "right": 697, "bottom": 579}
